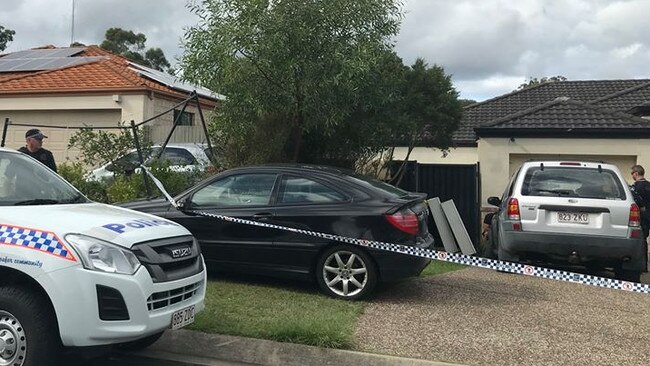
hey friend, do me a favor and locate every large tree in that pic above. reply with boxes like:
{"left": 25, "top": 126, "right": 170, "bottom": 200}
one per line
{"left": 181, "top": 0, "right": 403, "bottom": 167}
{"left": 381, "top": 58, "right": 462, "bottom": 183}
{"left": 181, "top": 0, "right": 462, "bottom": 171}
{"left": 100, "top": 27, "right": 171, "bottom": 72}
{"left": 0, "top": 25, "right": 15, "bottom": 52}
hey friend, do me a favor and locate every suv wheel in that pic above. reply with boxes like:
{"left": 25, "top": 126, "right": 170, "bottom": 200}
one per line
{"left": 484, "top": 235, "right": 497, "bottom": 259}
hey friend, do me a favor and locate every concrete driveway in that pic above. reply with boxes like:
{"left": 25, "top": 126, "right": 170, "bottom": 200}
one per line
{"left": 355, "top": 268, "right": 650, "bottom": 366}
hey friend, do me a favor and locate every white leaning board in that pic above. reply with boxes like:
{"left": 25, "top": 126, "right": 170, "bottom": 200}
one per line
{"left": 427, "top": 198, "right": 460, "bottom": 253}
{"left": 441, "top": 199, "right": 477, "bottom": 256}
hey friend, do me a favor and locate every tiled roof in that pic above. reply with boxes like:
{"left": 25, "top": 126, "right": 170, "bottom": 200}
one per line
{"left": 457, "top": 79, "right": 650, "bottom": 143}
{"left": 474, "top": 98, "right": 650, "bottom": 136}
{"left": 0, "top": 46, "right": 219, "bottom": 104}
{"left": 590, "top": 81, "right": 650, "bottom": 112}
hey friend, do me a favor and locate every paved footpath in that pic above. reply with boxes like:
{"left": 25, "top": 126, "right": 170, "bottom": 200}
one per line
{"left": 354, "top": 268, "right": 650, "bottom": 366}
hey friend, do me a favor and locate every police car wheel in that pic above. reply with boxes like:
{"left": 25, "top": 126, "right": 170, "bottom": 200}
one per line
{"left": 117, "top": 331, "right": 164, "bottom": 351}
{"left": 0, "top": 286, "right": 59, "bottom": 366}
{"left": 316, "top": 245, "right": 377, "bottom": 300}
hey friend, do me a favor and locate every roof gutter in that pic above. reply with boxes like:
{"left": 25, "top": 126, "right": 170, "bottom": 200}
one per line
{"left": 0, "top": 88, "right": 218, "bottom": 108}
{"left": 474, "top": 127, "right": 650, "bottom": 138}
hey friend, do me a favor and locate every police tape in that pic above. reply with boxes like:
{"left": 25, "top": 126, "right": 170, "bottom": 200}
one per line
{"left": 186, "top": 210, "right": 650, "bottom": 294}
{"left": 140, "top": 166, "right": 650, "bottom": 295}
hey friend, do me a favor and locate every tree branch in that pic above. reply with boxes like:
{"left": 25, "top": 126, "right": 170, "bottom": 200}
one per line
{"left": 239, "top": 49, "right": 284, "bottom": 90}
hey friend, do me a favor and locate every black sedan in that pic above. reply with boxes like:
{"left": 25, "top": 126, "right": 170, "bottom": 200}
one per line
{"left": 122, "top": 165, "right": 434, "bottom": 299}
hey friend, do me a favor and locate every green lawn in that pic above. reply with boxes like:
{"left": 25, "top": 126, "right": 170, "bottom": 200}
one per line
{"left": 420, "top": 260, "right": 466, "bottom": 277}
{"left": 190, "top": 279, "right": 365, "bottom": 349}
{"left": 191, "top": 260, "right": 464, "bottom": 349}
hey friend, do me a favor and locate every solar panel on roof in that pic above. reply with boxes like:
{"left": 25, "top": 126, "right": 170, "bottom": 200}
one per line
{"left": 0, "top": 59, "right": 30, "bottom": 71}
{"left": 2, "top": 48, "right": 85, "bottom": 60}
{"left": 128, "top": 62, "right": 225, "bottom": 100}
{"left": 48, "top": 48, "right": 85, "bottom": 58}
{"left": 0, "top": 56, "right": 105, "bottom": 72}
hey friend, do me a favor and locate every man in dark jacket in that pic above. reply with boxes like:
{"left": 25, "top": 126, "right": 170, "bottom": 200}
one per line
{"left": 18, "top": 128, "right": 57, "bottom": 172}
{"left": 631, "top": 164, "right": 650, "bottom": 272}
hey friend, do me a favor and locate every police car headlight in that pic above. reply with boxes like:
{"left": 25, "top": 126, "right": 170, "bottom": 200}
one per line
{"left": 65, "top": 234, "right": 141, "bottom": 275}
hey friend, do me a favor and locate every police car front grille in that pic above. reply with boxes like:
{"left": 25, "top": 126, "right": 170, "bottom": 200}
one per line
{"left": 147, "top": 281, "right": 202, "bottom": 311}
{"left": 132, "top": 235, "right": 203, "bottom": 283}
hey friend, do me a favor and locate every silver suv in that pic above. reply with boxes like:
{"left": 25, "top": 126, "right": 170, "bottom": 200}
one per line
{"left": 486, "top": 161, "right": 646, "bottom": 282}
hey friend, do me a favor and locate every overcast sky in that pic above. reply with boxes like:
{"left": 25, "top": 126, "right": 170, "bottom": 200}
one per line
{"left": 2, "top": 0, "right": 649, "bottom": 101}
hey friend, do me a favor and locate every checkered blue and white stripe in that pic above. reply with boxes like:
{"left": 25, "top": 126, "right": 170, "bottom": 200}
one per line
{"left": 188, "top": 210, "right": 650, "bottom": 295}
{"left": 0, "top": 224, "right": 75, "bottom": 261}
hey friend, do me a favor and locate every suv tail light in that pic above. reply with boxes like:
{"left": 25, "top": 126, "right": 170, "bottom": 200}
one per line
{"left": 385, "top": 209, "right": 419, "bottom": 235}
{"left": 507, "top": 198, "right": 520, "bottom": 220}
{"left": 628, "top": 203, "right": 642, "bottom": 238}
{"left": 507, "top": 198, "right": 522, "bottom": 231}
{"left": 629, "top": 204, "right": 641, "bottom": 227}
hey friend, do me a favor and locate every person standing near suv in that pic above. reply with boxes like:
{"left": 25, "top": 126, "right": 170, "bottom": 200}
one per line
{"left": 18, "top": 128, "right": 57, "bottom": 172}
{"left": 631, "top": 164, "right": 650, "bottom": 271}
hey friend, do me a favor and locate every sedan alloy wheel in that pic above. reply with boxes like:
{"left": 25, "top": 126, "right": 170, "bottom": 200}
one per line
{"left": 317, "top": 246, "right": 377, "bottom": 300}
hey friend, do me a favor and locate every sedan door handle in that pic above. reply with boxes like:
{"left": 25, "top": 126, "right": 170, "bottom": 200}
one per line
{"left": 253, "top": 213, "right": 273, "bottom": 220}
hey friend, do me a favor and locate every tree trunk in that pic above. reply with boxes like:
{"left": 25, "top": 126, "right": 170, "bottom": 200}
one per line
{"left": 394, "top": 142, "right": 415, "bottom": 187}
{"left": 389, "top": 136, "right": 416, "bottom": 187}
{"left": 291, "top": 120, "right": 303, "bottom": 162}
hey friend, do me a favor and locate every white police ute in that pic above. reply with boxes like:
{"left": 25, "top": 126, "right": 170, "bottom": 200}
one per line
{"left": 0, "top": 148, "right": 206, "bottom": 366}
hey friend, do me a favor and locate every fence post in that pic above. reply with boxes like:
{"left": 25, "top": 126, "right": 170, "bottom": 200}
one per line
{"left": 1, "top": 118, "right": 9, "bottom": 147}
{"left": 194, "top": 92, "right": 214, "bottom": 162}
{"left": 158, "top": 93, "right": 191, "bottom": 158}
{"left": 131, "top": 120, "right": 152, "bottom": 197}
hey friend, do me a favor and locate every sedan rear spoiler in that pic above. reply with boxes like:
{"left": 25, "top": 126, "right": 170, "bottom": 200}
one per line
{"left": 385, "top": 192, "right": 427, "bottom": 214}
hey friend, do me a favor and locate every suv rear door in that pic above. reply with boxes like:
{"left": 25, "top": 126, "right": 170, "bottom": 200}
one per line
{"left": 516, "top": 163, "right": 630, "bottom": 238}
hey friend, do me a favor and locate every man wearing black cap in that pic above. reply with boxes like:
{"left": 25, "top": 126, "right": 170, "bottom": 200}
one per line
{"left": 18, "top": 128, "right": 57, "bottom": 172}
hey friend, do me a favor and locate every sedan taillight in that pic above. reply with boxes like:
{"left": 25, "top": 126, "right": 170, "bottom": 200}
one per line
{"left": 385, "top": 210, "right": 419, "bottom": 235}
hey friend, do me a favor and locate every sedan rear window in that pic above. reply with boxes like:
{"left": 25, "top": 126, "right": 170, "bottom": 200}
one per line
{"left": 279, "top": 177, "right": 347, "bottom": 204}
{"left": 346, "top": 173, "right": 410, "bottom": 198}
{"left": 521, "top": 167, "right": 626, "bottom": 200}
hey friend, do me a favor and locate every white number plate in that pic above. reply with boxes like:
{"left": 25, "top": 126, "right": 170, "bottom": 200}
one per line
{"left": 557, "top": 212, "right": 589, "bottom": 224}
{"left": 170, "top": 305, "right": 195, "bottom": 330}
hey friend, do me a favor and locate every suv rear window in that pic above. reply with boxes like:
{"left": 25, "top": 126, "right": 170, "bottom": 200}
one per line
{"left": 521, "top": 167, "right": 626, "bottom": 200}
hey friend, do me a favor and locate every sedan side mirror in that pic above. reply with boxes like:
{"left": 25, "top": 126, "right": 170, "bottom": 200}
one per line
{"left": 487, "top": 196, "right": 502, "bottom": 207}
{"left": 176, "top": 197, "right": 192, "bottom": 211}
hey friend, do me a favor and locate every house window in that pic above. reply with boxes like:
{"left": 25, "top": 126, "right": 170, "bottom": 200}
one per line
{"left": 173, "top": 109, "right": 194, "bottom": 126}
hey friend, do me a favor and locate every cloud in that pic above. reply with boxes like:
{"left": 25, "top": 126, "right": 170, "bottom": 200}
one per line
{"left": 1, "top": 0, "right": 198, "bottom": 64}
{"left": 397, "top": 0, "right": 650, "bottom": 100}
{"left": 1, "top": 0, "right": 649, "bottom": 101}
{"left": 454, "top": 75, "right": 525, "bottom": 101}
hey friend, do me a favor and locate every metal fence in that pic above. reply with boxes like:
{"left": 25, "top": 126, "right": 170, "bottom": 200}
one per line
{"left": 393, "top": 161, "right": 481, "bottom": 245}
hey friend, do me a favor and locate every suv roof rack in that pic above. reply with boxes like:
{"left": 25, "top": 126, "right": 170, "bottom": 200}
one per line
{"left": 524, "top": 159, "right": 608, "bottom": 164}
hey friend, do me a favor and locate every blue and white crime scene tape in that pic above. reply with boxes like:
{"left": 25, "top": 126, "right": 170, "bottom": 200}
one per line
{"left": 142, "top": 167, "right": 650, "bottom": 295}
